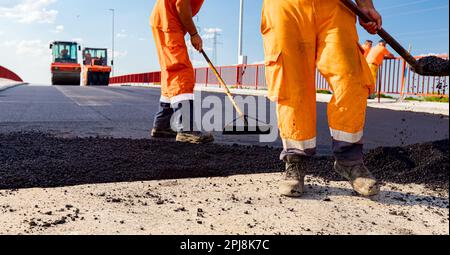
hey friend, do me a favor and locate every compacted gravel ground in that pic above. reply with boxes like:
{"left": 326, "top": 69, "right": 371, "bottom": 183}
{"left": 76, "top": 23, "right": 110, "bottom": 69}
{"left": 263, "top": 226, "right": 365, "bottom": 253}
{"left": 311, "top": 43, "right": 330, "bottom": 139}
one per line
{"left": 0, "top": 132, "right": 448, "bottom": 235}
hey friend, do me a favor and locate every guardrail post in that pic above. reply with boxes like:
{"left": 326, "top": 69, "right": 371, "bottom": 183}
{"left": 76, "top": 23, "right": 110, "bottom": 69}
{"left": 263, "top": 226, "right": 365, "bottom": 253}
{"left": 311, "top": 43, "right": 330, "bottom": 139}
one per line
{"left": 255, "top": 65, "right": 259, "bottom": 90}
{"left": 205, "top": 68, "right": 209, "bottom": 87}
{"left": 399, "top": 59, "right": 407, "bottom": 99}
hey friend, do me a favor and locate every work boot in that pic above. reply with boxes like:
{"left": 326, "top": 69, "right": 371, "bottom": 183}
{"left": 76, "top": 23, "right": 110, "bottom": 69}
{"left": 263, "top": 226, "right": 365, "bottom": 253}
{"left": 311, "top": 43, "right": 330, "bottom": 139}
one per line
{"left": 152, "top": 102, "right": 175, "bottom": 138}
{"left": 280, "top": 155, "right": 307, "bottom": 198}
{"left": 174, "top": 100, "right": 214, "bottom": 144}
{"left": 176, "top": 131, "right": 214, "bottom": 144}
{"left": 334, "top": 161, "right": 380, "bottom": 197}
{"left": 151, "top": 128, "right": 177, "bottom": 138}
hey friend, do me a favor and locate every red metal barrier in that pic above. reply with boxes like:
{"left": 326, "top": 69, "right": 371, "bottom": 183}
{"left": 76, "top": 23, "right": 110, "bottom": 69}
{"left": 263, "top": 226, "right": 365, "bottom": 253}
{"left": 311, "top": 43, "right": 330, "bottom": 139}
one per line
{"left": 0, "top": 65, "right": 23, "bottom": 82}
{"left": 110, "top": 56, "right": 449, "bottom": 97}
{"left": 110, "top": 71, "right": 161, "bottom": 85}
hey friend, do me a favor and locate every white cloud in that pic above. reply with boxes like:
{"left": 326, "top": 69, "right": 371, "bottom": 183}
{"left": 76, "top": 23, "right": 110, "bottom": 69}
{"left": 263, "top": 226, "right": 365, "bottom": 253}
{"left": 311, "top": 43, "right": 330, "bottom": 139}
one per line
{"left": 418, "top": 53, "right": 449, "bottom": 57}
{"left": 108, "top": 50, "right": 128, "bottom": 58}
{"left": 204, "top": 28, "right": 223, "bottom": 34}
{"left": 0, "top": 39, "right": 49, "bottom": 57}
{"left": 191, "top": 60, "right": 207, "bottom": 67}
{"left": 0, "top": 40, "right": 17, "bottom": 48}
{"left": 71, "top": 38, "right": 84, "bottom": 44}
{"left": 252, "top": 60, "right": 264, "bottom": 65}
{"left": 202, "top": 27, "right": 223, "bottom": 40}
{"left": 17, "top": 40, "right": 47, "bottom": 56}
{"left": 52, "top": 25, "right": 64, "bottom": 33}
{"left": 0, "top": 0, "right": 59, "bottom": 24}
{"left": 117, "top": 29, "right": 128, "bottom": 38}
{"left": 0, "top": 31, "right": 4, "bottom": 36}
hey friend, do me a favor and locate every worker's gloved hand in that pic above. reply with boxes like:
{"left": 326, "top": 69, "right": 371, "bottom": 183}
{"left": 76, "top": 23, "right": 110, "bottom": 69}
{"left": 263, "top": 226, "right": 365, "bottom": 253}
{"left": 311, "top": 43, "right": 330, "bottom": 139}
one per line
{"left": 191, "top": 34, "right": 203, "bottom": 52}
{"left": 357, "top": 2, "right": 382, "bottom": 34}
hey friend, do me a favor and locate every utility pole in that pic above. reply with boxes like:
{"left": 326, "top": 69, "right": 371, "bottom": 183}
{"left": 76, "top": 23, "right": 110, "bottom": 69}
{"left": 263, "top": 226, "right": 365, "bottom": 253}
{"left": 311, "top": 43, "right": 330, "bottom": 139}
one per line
{"left": 109, "top": 8, "right": 115, "bottom": 76}
{"left": 238, "top": 0, "right": 247, "bottom": 65}
{"left": 212, "top": 30, "right": 222, "bottom": 64}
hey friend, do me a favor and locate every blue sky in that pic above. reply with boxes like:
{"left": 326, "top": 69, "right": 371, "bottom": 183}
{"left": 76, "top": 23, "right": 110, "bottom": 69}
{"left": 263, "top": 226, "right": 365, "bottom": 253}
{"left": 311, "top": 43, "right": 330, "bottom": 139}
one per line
{"left": 0, "top": 0, "right": 449, "bottom": 84}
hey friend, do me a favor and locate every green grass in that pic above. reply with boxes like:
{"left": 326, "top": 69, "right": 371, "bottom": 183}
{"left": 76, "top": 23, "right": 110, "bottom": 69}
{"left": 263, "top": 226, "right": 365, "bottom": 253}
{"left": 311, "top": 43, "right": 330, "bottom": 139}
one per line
{"left": 423, "top": 96, "right": 449, "bottom": 103}
{"left": 404, "top": 97, "right": 422, "bottom": 102}
{"left": 317, "top": 90, "right": 332, "bottom": 95}
{"left": 378, "top": 94, "right": 395, "bottom": 99}
{"left": 404, "top": 96, "right": 449, "bottom": 103}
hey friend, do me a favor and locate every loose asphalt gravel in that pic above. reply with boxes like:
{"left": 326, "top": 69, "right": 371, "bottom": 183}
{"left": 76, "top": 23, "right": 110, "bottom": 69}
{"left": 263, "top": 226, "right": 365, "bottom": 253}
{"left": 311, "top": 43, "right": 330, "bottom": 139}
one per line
{"left": 0, "top": 132, "right": 448, "bottom": 191}
{"left": 417, "top": 56, "right": 450, "bottom": 76}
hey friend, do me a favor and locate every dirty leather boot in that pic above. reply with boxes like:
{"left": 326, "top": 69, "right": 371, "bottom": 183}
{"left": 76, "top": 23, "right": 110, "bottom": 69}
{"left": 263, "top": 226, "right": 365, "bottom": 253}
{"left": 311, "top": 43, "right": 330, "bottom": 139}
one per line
{"left": 176, "top": 131, "right": 214, "bottom": 144}
{"left": 334, "top": 161, "right": 380, "bottom": 197}
{"left": 151, "top": 102, "right": 177, "bottom": 138}
{"left": 174, "top": 100, "right": 214, "bottom": 144}
{"left": 280, "top": 155, "right": 307, "bottom": 197}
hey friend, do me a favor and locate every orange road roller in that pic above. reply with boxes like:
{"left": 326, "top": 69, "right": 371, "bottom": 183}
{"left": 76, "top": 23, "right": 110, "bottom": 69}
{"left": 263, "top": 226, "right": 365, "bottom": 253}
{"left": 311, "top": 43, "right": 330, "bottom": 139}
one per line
{"left": 50, "top": 41, "right": 82, "bottom": 85}
{"left": 82, "top": 48, "right": 112, "bottom": 86}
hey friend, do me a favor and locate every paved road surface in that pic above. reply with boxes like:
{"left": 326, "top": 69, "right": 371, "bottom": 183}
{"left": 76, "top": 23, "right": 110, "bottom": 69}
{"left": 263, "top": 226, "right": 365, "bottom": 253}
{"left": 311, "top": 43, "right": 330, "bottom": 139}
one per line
{"left": 0, "top": 85, "right": 448, "bottom": 155}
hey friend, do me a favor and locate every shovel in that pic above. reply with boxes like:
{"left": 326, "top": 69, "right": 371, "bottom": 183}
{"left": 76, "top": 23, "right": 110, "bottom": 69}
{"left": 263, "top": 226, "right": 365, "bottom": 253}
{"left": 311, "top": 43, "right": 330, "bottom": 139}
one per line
{"left": 200, "top": 50, "right": 272, "bottom": 135}
{"left": 341, "top": 0, "right": 449, "bottom": 77}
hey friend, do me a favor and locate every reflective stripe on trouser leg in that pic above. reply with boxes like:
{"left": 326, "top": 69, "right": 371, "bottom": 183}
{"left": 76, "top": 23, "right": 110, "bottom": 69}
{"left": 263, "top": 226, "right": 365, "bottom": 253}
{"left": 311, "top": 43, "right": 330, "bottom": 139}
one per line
{"left": 171, "top": 93, "right": 194, "bottom": 106}
{"left": 280, "top": 137, "right": 317, "bottom": 161}
{"left": 160, "top": 96, "right": 171, "bottom": 104}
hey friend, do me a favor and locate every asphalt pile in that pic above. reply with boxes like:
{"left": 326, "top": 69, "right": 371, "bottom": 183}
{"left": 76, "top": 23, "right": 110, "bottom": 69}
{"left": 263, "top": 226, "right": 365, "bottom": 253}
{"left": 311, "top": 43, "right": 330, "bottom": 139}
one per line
{"left": 0, "top": 132, "right": 448, "bottom": 190}
{"left": 416, "top": 56, "right": 449, "bottom": 76}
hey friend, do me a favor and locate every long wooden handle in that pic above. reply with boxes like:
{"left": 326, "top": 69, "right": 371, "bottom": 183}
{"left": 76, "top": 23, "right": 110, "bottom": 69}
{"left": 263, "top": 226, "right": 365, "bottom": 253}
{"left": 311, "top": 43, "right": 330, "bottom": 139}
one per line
{"left": 340, "top": 0, "right": 418, "bottom": 68}
{"left": 201, "top": 50, "right": 245, "bottom": 117}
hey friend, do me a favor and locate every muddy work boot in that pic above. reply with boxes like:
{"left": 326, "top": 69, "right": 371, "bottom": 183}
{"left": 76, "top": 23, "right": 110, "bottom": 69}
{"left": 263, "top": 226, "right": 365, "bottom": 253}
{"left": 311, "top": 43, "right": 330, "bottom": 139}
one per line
{"left": 151, "top": 128, "right": 177, "bottom": 138}
{"left": 151, "top": 102, "right": 176, "bottom": 138}
{"left": 280, "top": 155, "right": 307, "bottom": 197}
{"left": 334, "top": 161, "right": 380, "bottom": 197}
{"left": 173, "top": 100, "right": 214, "bottom": 144}
{"left": 176, "top": 131, "right": 214, "bottom": 144}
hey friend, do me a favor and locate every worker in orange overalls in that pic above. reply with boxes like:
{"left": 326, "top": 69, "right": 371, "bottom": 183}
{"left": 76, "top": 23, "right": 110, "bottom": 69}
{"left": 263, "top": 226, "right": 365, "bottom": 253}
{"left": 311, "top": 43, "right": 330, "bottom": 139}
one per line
{"left": 366, "top": 40, "right": 395, "bottom": 98}
{"left": 150, "top": 0, "right": 213, "bottom": 144}
{"left": 362, "top": 40, "right": 373, "bottom": 58}
{"left": 262, "top": 0, "right": 382, "bottom": 197}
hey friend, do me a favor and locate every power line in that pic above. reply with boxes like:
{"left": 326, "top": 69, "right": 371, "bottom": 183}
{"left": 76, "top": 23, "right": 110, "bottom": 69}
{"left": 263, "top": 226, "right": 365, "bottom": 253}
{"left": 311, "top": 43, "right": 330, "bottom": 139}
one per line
{"left": 212, "top": 29, "right": 222, "bottom": 64}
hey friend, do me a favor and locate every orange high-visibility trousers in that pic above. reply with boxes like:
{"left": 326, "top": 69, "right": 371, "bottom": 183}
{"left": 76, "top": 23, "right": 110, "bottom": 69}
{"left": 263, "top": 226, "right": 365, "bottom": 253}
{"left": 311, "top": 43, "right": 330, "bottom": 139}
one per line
{"left": 152, "top": 28, "right": 195, "bottom": 104}
{"left": 150, "top": 0, "right": 204, "bottom": 105}
{"left": 369, "top": 63, "right": 379, "bottom": 86}
{"left": 262, "top": 0, "right": 374, "bottom": 160}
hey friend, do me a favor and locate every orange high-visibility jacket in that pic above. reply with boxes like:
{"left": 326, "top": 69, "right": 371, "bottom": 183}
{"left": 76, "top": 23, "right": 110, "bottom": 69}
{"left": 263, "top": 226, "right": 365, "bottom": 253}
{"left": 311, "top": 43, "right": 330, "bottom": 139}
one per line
{"left": 366, "top": 44, "right": 392, "bottom": 66}
{"left": 362, "top": 44, "right": 372, "bottom": 58}
{"left": 151, "top": 0, "right": 203, "bottom": 32}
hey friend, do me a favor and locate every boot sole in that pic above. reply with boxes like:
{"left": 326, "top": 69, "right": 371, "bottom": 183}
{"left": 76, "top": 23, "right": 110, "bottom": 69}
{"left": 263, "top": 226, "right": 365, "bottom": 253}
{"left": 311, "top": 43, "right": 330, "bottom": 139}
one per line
{"left": 176, "top": 135, "right": 214, "bottom": 144}
{"left": 334, "top": 163, "right": 380, "bottom": 197}
{"left": 151, "top": 130, "right": 177, "bottom": 139}
{"left": 280, "top": 181, "right": 304, "bottom": 198}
